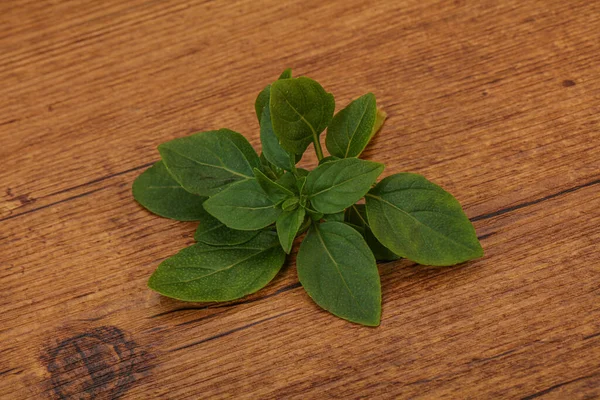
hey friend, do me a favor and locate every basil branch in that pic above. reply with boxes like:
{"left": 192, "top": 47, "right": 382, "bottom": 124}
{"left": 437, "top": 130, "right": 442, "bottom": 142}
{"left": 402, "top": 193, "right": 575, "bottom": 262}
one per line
{"left": 132, "top": 68, "right": 484, "bottom": 326}
{"left": 312, "top": 132, "right": 324, "bottom": 160}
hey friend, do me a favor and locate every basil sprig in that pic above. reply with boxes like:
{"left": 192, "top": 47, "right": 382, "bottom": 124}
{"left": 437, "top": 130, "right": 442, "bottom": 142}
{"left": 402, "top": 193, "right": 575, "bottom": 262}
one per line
{"left": 133, "top": 69, "right": 483, "bottom": 326}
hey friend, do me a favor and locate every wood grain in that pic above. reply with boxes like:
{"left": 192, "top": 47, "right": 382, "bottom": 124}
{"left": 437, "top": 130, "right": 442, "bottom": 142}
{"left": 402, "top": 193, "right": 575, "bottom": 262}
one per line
{"left": 1, "top": 0, "right": 599, "bottom": 398}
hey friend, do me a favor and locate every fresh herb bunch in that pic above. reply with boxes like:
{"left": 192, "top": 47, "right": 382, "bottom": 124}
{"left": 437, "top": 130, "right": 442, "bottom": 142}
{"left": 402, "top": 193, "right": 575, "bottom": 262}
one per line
{"left": 133, "top": 69, "right": 483, "bottom": 326}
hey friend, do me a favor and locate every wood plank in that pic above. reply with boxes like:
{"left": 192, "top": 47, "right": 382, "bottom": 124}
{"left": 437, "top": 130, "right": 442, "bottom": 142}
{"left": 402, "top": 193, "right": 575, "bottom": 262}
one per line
{"left": 1, "top": 0, "right": 599, "bottom": 398}
{"left": 1, "top": 162, "right": 598, "bottom": 398}
{"left": 1, "top": 0, "right": 599, "bottom": 218}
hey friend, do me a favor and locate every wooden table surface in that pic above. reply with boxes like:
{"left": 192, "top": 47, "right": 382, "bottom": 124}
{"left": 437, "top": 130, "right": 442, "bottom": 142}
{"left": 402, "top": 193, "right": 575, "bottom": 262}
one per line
{"left": 2, "top": 0, "right": 599, "bottom": 398}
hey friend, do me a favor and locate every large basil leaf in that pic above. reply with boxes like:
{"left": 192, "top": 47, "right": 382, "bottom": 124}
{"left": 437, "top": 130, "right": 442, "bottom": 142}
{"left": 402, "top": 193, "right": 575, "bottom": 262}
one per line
{"left": 256, "top": 69, "right": 298, "bottom": 171}
{"left": 270, "top": 77, "right": 335, "bottom": 154}
{"left": 132, "top": 161, "right": 205, "bottom": 221}
{"left": 159, "top": 129, "right": 260, "bottom": 197}
{"left": 255, "top": 68, "right": 293, "bottom": 123}
{"left": 346, "top": 204, "right": 401, "bottom": 261}
{"left": 297, "top": 221, "right": 381, "bottom": 326}
{"left": 260, "top": 106, "right": 299, "bottom": 171}
{"left": 203, "top": 179, "right": 281, "bottom": 230}
{"left": 194, "top": 205, "right": 259, "bottom": 246}
{"left": 325, "top": 93, "right": 377, "bottom": 158}
{"left": 276, "top": 207, "right": 306, "bottom": 254}
{"left": 365, "top": 173, "right": 483, "bottom": 266}
{"left": 148, "top": 231, "right": 285, "bottom": 302}
{"left": 303, "top": 158, "right": 384, "bottom": 214}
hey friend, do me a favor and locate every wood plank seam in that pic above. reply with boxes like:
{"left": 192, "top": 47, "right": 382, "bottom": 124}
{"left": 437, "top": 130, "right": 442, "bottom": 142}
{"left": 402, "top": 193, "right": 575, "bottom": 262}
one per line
{"left": 471, "top": 178, "right": 600, "bottom": 221}
{"left": 520, "top": 372, "right": 600, "bottom": 400}
{"left": 170, "top": 309, "right": 298, "bottom": 352}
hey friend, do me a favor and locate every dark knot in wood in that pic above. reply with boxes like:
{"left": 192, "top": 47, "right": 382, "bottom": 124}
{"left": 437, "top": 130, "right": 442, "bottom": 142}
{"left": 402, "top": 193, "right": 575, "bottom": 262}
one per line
{"left": 46, "top": 326, "right": 144, "bottom": 400}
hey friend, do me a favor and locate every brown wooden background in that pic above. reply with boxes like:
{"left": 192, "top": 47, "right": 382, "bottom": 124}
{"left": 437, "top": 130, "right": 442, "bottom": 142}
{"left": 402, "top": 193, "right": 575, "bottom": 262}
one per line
{"left": 1, "top": 0, "right": 599, "bottom": 398}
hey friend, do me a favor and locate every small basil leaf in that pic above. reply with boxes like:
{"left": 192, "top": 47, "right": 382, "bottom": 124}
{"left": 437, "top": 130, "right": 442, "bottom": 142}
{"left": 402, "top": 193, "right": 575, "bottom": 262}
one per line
{"left": 296, "top": 176, "right": 307, "bottom": 193}
{"left": 259, "top": 153, "right": 283, "bottom": 180}
{"left": 319, "top": 156, "right": 340, "bottom": 165}
{"left": 276, "top": 172, "right": 299, "bottom": 195}
{"left": 278, "top": 68, "right": 292, "bottom": 79}
{"left": 276, "top": 207, "right": 305, "bottom": 253}
{"left": 255, "top": 85, "right": 271, "bottom": 123}
{"left": 306, "top": 209, "right": 324, "bottom": 221}
{"left": 270, "top": 77, "right": 335, "bottom": 154}
{"left": 297, "top": 221, "right": 381, "bottom": 326}
{"left": 370, "top": 107, "right": 387, "bottom": 142}
{"left": 346, "top": 204, "right": 400, "bottom": 261}
{"left": 325, "top": 93, "right": 378, "bottom": 158}
{"left": 255, "top": 67, "right": 293, "bottom": 123}
{"left": 159, "top": 129, "right": 260, "bottom": 196}
{"left": 324, "top": 211, "right": 345, "bottom": 222}
{"left": 148, "top": 231, "right": 285, "bottom": 302}
{"left": 303, "top": 158, "right": 384, "bottom": 214}
{"left": 194, "top": 205, "right": 259, "bottom": 246}
{"left": 260, "top": 106, "right": 298, "bottom": 171}
{"left": 132, "top": 161, "right": 205, "bottom": 221}
{"left": 365, "top": 173, "right": 483, "bottom": 266}
{"left": 253, "top": 168, "right": 295, "bottom": 204}
{"left": 203, "top": 179, "right": 281, "bottom": 231}
{"left": 281, "top": 198, "right": 299, "bottom": 211}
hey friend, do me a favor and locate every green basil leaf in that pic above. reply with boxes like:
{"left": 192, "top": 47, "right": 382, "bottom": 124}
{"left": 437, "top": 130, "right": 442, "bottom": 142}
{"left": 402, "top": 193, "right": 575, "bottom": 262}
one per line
{"left": 295, "top": 168, "right": 309, "bottom": 177}
{"left": 319, "top": 155, "right": 340, "bottom": 165}
{"left": 276, "top": 172, "right": 300, "bottom": 195}
{"left": 148, "top": 231, "right": 285, "bottom": 302}
{"left": 325, "top": 93, "right": 378, "bottom": 158}
{"left": 276, "top": 207, "right": 305, "bottom": 253}
{"left": 255, "top": 85, "right": 271, "bottom": 123}
{"left": 306, "top": 209, "right": 324, "bottom": 221}
{"left": 303, "top": 158, "right": 384, "bottom": 214}
{"left": 346, "top": 204, "right": 401, "bottom": 261}
{"left": 132, "top": 161, "right": 205, "bottom": 221}
{"left": 344, "top": 222, "right": 365, "bottom": 236}
{"left": 278, "top": 68, "right": 292, "bottom": 79}
{"left": 260, "top": 106, "right": 298, "bottom": 171}
{"left": 297, "top": 221, "right": 381, "bottom": 326}
{"left": 270, "top": 77, "right": 335, "bottom": 154}
{"left": 324, "top": 211, "right": 345, "bottom": 222}
{"left": 253, "top": 168, "right": 295, "bottom": 204}
{"left": 365, "top": 173, "right": 484, "bottom": 266}
{"left": 256, "top": 69, "right": 300, "bottom": 170}
{"left": 259, "top": 153, "right": 283, "bottom": 181}
{"left": 255, "top": 66, "right": 293, "bottom": 123}
{"left": 296, "top": 176, "right": 307, "bottom": 193}
{"left": 371, "top": 107, "right": 387, "bottom": 141}
{"left": 203, "top": 179, "right": 281, "bottom": 230}
{"left": 194, "top": 205, "right": 259, "bottom": 246}
{"left": 159, "top": 129, "right": 260, "bottom": 196}
{"left": 281, "top": 197, "right": 299, "bottom": 212}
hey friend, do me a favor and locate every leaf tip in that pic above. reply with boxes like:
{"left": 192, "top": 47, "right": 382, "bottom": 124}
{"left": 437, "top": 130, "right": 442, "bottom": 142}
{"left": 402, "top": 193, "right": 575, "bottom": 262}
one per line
{"left": 147, "top": 272, "right": 160, "bottom": 292}
{"left": 357, "top": 308, "right": 382, "bottom": 327}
